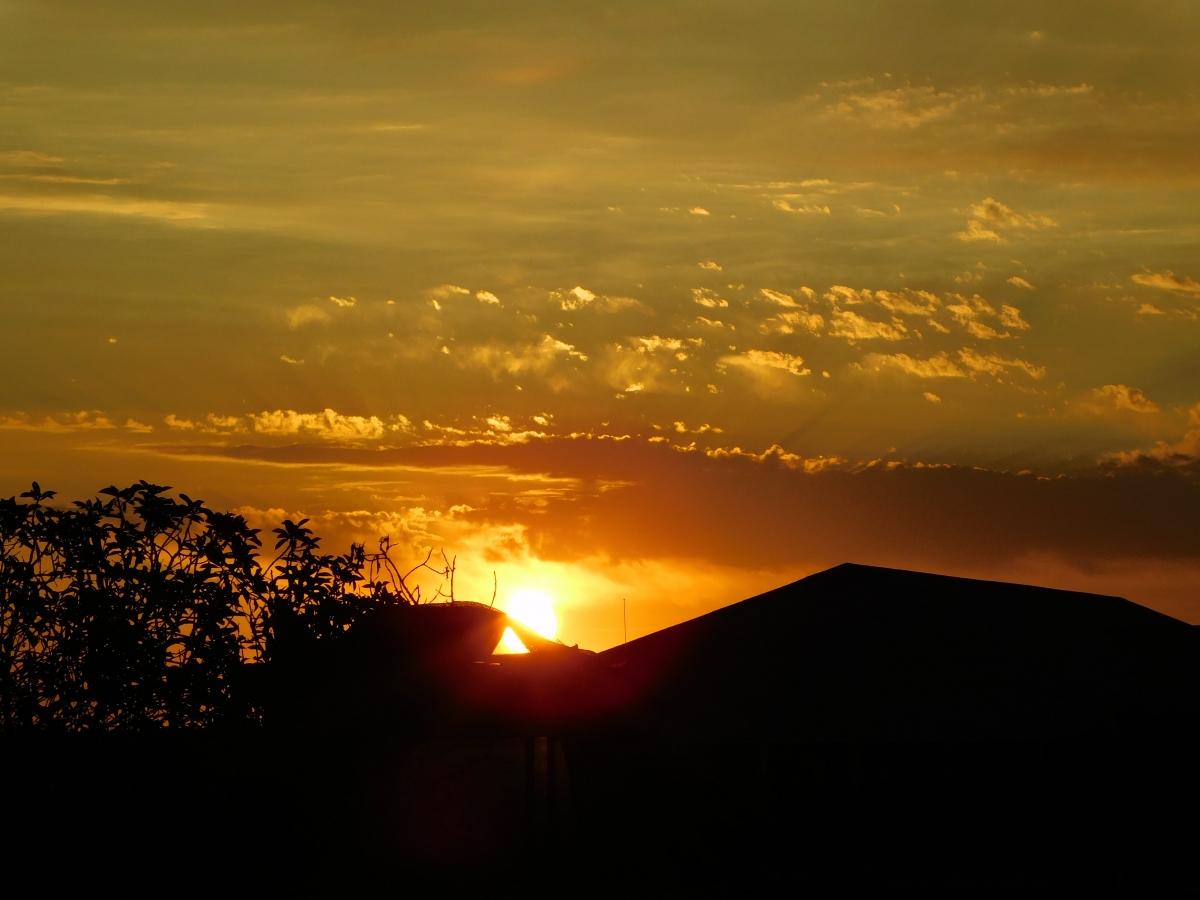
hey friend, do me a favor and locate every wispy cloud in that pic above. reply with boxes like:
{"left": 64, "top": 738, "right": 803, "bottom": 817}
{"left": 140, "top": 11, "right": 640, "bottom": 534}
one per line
{"left": 1093, "top": 384, "right": 1159, "bottom": 414}
{"left": 721, "top": 350, "right": 810, "bottom": 376}
{"left": 1132, "top": 271, "right": 1200, "bottom": 293}
{"left": 0, "top": 193, "right": 207, "bottom": 221}
{"left": 0, "top": 411, "right": 116, "bottom": 432}
{"left": 829, "top": 309, "right": 906, "bottom": 342}
{"left": 868, "top": 352, "right": 966, "bottom": 378}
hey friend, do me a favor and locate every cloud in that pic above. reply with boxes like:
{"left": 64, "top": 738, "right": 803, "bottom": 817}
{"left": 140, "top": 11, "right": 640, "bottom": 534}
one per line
{"left": 0, "top": 411, "right": 116, "bottom": 432}
{"left": 280, "top": 355, "right": 304, "bottom": 364}
{"left": 689, "top": 207, "right": 710, "bottom": 216}
{"left": 429, "top": 284, "right": 471, "bottom": 300}
{"left": 286, "top": 304, "right": 331, "bottom": 328}
{"left": 721, "top": 350, "right": 810, "bottom": 376}
{"left": 829, "top": 309, "right": 906, "bottom": 342}
{"left": 328, "top": 295, "right": 356, "bottom": 308}
{"left": 249, "top": 408, "right": 390, "bottom": 440}
{"left": 942, "top": 294, "right": 1027, "bottom": 337}
{"left": 773, "top": 199, "right": 830, "bottom": 214}
{"left": 703, "top": 443, "right": 847, "bottom": 473}
{"left": 557, "top": 286, "right": 596, "bottom": 310}
{"left": 830, "top": 86, "right": 959, "bottom": 129}
{"left": 969, "top": 198, "right": 1057, "bottom": 229}
{"left": 957, "top": 219, "right": 1002, "bottom": 242}
{"left": 1093, "top": 384, "right": 1160, "bottom": 414}
{"left": 633, "top": 335, "right": 697, "bottom": 357}
{"left": 874, "top": 289, "right": 940, "bottom": 316}
{"left": 1138, "top": 304, "right": 1166, "bottom": 316}
{"left": 998, "top": 305, "right": 1031, "bottom": 329}
{"left": 124, "top": 418, "right": 153, "bottom": 433}
{"left": 924, "top": 392, "right": 942, "bottom": 403}
{"left": 1110, "top": 403, "right": 1200, "bottom": 469}
{"left": 825, "top": 285, "right": 872, "bottom": 305}
{"left": 761, "top": 311, "right": 824, "bottom": 335}
{"left": 468, "top": 335, "right": 589, "bottom": 380}
{"left": 869, "top": 352, "right": 966, "bottom": 378}
{"left": 958, "top": 348, "right": 1045, "bottom": 379}
{"left": 695, "top": 317, "right": 730, "bottom": 329}
{"left": 475, "top": 290, "right": 501, "bottom": 305}
{"left": 1007, "top": 276, "right": 1035, "bottom": 290}
{"left": 1132, "top": 271, "right": 1200, "bottom": 293}
{"left": 692, "top": 288, "right": 728, "bottom": 308}
{"left": 699, "top": 261, "right": 722, "bottom": 270}
{"left": 759, "top": 288, "right": 799, "bottom": 307}
{"left": 0, "top": 193, "right": 207, "bottom": 221}
{"left": 966, "top": 321, "right": 1006, "bottom": 340}
{"left": 0, "top": 150, "right": 65, "bottom": 166}
{"left": 594, "top": 295, "right": 650, "bottom": 314}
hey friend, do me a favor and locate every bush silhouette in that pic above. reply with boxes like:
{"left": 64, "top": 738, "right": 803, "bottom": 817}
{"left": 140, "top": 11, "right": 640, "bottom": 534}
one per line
{"left": 0, "top": 481, "right": 452, "bottom": 732}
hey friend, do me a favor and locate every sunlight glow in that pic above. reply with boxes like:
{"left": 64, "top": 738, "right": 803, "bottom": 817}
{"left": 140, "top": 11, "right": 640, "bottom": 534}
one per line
{"left": 505, "top": 588, "right": 557, "bottom": 639}
{"left": 493, "top": 626, "right": 529, "bottom": 655}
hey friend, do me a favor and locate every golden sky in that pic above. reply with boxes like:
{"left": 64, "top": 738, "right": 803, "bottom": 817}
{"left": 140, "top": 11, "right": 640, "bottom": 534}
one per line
{"left": 3, "top": 2, "right": 1200, "bottom": 646}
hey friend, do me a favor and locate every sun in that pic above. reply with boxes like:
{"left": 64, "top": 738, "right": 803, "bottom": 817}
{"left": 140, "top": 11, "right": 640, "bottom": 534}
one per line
{"left": 504, "top": 588, "right": 557, "bottom": 639}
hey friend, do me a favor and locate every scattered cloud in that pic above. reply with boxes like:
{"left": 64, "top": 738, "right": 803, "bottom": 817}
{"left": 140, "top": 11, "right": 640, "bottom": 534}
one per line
{"left": 829, "top": 85, "right": 959, "bottom": 129}
{"left": 829, "top": 309, "right": 907, "bottom": 342}
{"left": 1007, "top": 276, "right": 1035, "bottom": 290}
{"left": 957, "top": 220, "right": 1002, "bottom": 242}
{"left": 773, "top": 199, "right": 830, "bottom": 214}
{"left": 874, "top": 289, "right": 939, "bottom": 316}
{"left": 958, "top": 348, "right": 1045, "bottom": 379}
{"left": 476, "top": 290, "right": 501, "bottom": 305}
{"left": 689, "top": 207, "right": 710, "bottom": 216}
{"left": 692, "top": 288, "right": 729, "bottom": 308}
{"left": 248, "top": 408, "right": 392, "bottom": 440}
{"left": 1093, "top": 384, "right": 1160, "bottom": 414}
{"left": 761, "top": 311, "right": 824, "bottom": 335}
{"left": 760, "top": 288, "right": 799, "bottom": 307}
{"left": 970, "top": 198, "right": 1057, "bottom": 230}
{"left": 0, "top": 411, "right": 116, "bottom": 432}
{"left": 328, "top": 295, "right": 356, "bottom": 308}
{"left": 468, "top": 335, "right": 588, "bottom": 382}
{"left": 0, "top": 150, "right": 65, "bottom": 166}
{"left": 721, "top": 350, "right": 810, "bottom": 376}
{"left": 280, "top": 355, "right": 304, "bottom": 364}
{"left": 557, "top": 286, "right": 596, "bottom": 310}
{"left": 428, "top": 284, "right": 471, "bottom": 300}
{"left": 999, "top": 305, "right": 1030, "bottom": 329}
{"left": 286, "top": 304, "right": 331, "bottom": 328}
{"left": 1132, "top": 271, "right": 1200, "bottom": 293}
{"left": 699, "top": 261, "right": 722, "bottom": 271}
{"left": 1138, "top": 303, "right": 1166, "bottom": 316}
{"left": 0, "top": 193, "right": 208, "bottom": 221}
{"left": 869, "top": 352, "right": 965, "bottom": 378}
{"left": 924, "top": 392, "right": 942, "bottom": 403}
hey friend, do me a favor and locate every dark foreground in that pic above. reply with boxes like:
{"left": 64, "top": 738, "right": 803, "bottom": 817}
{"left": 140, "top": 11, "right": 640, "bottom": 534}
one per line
{"left": 5, "top": 565, "right": 1198, "bottom": 892}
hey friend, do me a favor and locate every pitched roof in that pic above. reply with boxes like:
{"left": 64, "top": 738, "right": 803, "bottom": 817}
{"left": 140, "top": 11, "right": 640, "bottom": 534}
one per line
{"left": 598, "top": 563, "right": 1200, "bottom": 741}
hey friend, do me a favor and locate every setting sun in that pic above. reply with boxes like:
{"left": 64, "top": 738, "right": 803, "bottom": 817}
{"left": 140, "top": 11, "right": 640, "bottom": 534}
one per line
{"left": 505, "top": 589, "right": 557, "bottom": 639}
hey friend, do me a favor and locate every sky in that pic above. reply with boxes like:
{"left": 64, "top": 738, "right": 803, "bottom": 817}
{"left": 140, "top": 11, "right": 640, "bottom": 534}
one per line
{"left": 3, "top": 1, "right": 1200, "bottom": 647}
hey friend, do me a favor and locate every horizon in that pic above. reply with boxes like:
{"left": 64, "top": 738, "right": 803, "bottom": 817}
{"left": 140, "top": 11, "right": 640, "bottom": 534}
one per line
{"left": 3, "top": 1, "right": 1200, "bottom": 650}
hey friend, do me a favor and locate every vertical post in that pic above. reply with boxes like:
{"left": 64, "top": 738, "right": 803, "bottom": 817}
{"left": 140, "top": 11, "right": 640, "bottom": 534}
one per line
{"left": 547, "top": 737, "right": 558, "bottom": 849}
{"left": 525, "top": 735, "right": 536, "bottom": 854}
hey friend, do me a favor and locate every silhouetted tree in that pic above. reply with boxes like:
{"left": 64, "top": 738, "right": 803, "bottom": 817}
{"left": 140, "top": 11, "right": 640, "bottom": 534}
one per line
{"left": 0, "top": 481, "right": 455, "bottom": 732}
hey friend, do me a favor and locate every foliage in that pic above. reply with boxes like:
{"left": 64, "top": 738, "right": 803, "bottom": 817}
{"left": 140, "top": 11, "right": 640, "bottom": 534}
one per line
{"left": 0, "top": 481, "right": 454, "bottom": 731}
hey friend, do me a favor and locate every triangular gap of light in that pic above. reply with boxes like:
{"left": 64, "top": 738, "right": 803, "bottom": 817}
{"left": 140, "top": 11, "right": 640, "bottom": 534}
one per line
{"left": 493, "top": 626, "right": 529, "bottom": 655}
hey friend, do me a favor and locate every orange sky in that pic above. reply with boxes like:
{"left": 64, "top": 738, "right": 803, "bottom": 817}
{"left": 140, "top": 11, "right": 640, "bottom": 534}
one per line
{"left": 3, "top": 2, "right": 1200, "bottom": 646}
